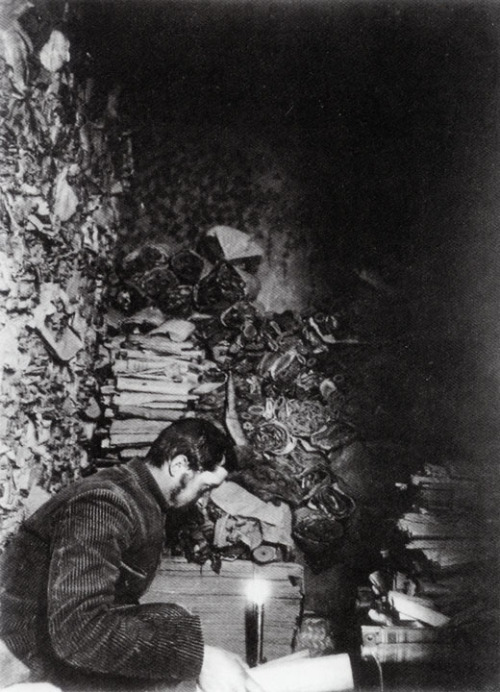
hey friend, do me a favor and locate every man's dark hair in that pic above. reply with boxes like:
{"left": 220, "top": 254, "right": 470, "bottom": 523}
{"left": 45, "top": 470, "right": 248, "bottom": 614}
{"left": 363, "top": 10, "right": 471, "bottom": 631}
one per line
{"left": 145, "top": 418, "right": 235, "bottom": 472}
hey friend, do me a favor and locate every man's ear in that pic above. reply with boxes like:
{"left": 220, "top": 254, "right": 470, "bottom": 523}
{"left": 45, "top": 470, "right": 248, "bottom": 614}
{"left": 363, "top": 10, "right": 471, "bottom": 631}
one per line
{"left": 169, "top": 454, "right": 189, "bottom": 477}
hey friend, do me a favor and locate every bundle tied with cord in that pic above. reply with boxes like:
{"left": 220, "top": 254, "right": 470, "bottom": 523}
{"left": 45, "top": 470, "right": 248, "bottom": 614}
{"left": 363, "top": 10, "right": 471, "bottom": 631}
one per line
{"left": 293, "top": 468, "right": 356, "bottom": 573}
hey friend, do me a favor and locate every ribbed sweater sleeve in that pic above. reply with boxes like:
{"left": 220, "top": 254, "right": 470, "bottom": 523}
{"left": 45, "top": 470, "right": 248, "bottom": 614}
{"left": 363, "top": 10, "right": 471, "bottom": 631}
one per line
{"left": 47, "top": 489, "right": 204, "bottom": 682}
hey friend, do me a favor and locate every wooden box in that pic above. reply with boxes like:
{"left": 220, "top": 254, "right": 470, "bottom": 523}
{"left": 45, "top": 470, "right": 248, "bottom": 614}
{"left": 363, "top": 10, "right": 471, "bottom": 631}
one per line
{"left": 142, "top": 557, "right": 304, "bottom": 662}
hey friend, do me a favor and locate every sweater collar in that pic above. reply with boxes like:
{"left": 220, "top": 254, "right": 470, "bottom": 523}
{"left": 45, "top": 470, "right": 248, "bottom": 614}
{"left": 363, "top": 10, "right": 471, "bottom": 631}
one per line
{"left": 128, "top": 457, "right": 170, "bottom": 513}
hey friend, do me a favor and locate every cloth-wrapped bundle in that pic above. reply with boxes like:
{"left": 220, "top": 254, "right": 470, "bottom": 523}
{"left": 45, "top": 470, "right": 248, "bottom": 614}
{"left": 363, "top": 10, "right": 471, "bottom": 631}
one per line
{"left": 292, "top": 506, "right": 345, "bottom": 573}
{"left": 194, "top": 262, "right": 246, "bottom": 312}
{"left": 121, "top": 244, "right": 170, "bottom": 277}
{"left": 230, "top": 446, "right": 302, "bottom": 507}
{"left": 170, "top": 250, "right": 205, "bottom": 285}
{"left": 137, "top": 266, "right": 193, "bottom": 316}
{"left": 248, "top": 421, "right": 296, "bottom": 456}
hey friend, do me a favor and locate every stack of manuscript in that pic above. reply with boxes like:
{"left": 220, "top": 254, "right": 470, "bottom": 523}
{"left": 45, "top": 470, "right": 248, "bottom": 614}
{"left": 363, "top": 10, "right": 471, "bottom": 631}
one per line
{"left": 142, "top": 557, "right": 304, "bottom": 662}
{"left": 98, "top": 320, "right": 225, "bottom": 459}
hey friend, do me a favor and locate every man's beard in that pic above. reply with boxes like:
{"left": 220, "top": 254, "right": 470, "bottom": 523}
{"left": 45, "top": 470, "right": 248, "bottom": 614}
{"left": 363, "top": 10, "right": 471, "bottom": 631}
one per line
{"left": 168, "top": 472, "right": 190, "bottom": 506}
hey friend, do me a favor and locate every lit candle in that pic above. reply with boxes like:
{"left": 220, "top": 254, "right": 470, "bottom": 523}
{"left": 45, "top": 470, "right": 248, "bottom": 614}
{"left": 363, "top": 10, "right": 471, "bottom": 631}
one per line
{"left": 245, "top": 577, "right": 269, "bottom": 667}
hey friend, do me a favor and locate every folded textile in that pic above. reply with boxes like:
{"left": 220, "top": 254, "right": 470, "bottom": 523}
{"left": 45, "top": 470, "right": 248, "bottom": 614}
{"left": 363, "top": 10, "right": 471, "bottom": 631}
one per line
{"left": 210, "top": 481, "right": 293, "bottom": 547}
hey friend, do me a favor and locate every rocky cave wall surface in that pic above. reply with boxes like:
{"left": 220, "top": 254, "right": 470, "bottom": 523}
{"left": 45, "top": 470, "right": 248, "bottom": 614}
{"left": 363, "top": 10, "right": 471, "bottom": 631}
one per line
{"left": 0, "top": 0, "right": 132, "bottom": 545}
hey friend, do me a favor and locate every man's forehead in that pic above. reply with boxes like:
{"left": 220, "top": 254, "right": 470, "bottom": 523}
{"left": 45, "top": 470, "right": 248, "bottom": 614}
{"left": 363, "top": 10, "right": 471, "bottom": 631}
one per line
{"left": 201, "top": 464, "right": 227, "bottom": 481}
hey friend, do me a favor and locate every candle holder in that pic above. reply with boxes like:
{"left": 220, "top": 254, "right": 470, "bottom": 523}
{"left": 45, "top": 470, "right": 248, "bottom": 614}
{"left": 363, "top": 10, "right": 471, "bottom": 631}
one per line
{"left": 245, "top": 577, "right": 268, "bottom": 667}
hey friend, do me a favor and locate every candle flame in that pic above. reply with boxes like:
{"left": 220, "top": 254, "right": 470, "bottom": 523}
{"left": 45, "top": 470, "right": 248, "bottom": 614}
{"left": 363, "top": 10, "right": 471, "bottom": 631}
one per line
{"left": 246, "top": 577, "right": 269, "bottom": 605}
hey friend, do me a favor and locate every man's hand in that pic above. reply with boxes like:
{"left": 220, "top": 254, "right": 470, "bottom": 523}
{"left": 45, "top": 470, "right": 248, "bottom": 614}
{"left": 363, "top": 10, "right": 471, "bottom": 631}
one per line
{"left": 198, "top": 645, "right": 265, "bottom": 692}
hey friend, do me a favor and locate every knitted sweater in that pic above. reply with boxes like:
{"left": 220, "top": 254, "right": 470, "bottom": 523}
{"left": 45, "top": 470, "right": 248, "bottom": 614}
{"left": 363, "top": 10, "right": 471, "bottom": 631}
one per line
{"left": 0, "top": 459, "right": 204, "bottom": 687}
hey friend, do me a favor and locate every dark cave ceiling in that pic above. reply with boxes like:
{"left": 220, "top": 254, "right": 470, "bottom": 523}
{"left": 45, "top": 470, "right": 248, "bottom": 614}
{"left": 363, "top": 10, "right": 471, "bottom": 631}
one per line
{"left": 61, "top": 0, "right": 500, "bottom": 343}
